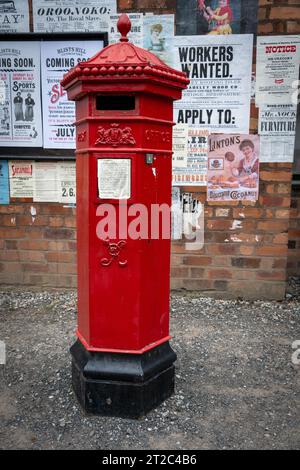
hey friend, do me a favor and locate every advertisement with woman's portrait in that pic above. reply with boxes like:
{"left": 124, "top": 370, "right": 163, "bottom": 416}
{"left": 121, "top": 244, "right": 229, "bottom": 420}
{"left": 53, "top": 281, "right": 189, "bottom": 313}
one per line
{"left": 207, "top": 134, "right": 260, "bottom": 201}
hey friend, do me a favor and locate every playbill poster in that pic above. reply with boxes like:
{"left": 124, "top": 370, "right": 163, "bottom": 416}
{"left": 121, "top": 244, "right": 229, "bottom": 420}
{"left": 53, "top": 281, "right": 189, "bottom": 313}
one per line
{"left": 173, "top": 34, "right": 253, "bottom": 134}
{"left": 173, "top": 128, "right": 209, "bottom": 187}
{"left": 41, "top": 40, "right": 101, "bottom": 148}
{"left": 0, "top": 0, "right": 30, "bottom": 33}
{"left": 259, "top": 104, "right": 297, "bottom": 162}
{"left": 0, "top": 42, "right": 43, "bottom": 147}
{"left": 207, "top": 134, "right": 260, "bottom": 201}
{"left": 32, "top": 0, "right": 116, "bottom": 32}
{"left": 9, "top": 160, "right": 34, "bottom": 198}
{"left": 109, "top": 13, "right": 143, "bottom": 46}
{"left": 256, "top": 36, "right": 300, "bottom": 105}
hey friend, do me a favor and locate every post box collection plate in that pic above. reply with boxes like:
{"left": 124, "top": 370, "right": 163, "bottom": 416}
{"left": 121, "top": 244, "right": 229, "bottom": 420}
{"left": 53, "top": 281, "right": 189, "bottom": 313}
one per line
{"left": 61, "top": 14, "right": 189, "bottom": 418}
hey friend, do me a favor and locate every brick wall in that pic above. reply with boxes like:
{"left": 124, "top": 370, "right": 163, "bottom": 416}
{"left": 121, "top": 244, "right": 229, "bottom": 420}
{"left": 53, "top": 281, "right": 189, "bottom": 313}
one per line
{"left": 0, "top": 0, "right": 299, "bottom": 299}
{"left": 0, "top": 204, "right": 77, "bottom": 288}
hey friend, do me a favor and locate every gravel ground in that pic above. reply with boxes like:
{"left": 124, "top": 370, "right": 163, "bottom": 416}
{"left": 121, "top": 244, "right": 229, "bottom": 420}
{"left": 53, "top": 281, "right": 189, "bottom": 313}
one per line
{"left": 0, "top": 288, "right": 299, "bottom": 450}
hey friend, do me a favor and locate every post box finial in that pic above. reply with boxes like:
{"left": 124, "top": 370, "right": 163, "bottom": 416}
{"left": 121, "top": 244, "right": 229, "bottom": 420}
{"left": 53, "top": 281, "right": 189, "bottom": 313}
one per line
{"left": 117, "top": 14, "right": 131, "bottom": 42}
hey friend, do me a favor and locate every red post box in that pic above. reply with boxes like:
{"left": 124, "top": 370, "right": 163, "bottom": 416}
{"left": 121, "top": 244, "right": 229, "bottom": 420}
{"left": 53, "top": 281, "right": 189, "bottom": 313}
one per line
{"left": 61, "top": 14, "right": 189, "bottom": 418}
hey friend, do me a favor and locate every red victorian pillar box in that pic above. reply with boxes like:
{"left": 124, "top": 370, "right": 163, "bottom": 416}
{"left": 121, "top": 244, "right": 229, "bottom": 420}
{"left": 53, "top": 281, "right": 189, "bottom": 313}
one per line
{"left": 61, "top": 15, "right": 189, "bottom": 418}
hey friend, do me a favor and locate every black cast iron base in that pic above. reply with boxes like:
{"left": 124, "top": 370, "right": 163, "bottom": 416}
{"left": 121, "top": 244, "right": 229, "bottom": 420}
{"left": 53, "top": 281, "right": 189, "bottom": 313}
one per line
{"left": 70, "top": 339, "right": 177, "bottom": 419}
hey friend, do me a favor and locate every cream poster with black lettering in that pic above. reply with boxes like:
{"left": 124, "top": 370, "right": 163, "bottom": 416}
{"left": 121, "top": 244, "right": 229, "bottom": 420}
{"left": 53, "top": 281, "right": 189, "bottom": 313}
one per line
{"left": 0, "top": 42, "right": 42, "bottom": 147}
{"left": 41, "top": 40, "right": 101, "bottom": 148}
{"left": 0, "top": 0, "right": 30, "bottom": 33}
{"left": 172, "top": 34, "right": 253, "bottom": 134}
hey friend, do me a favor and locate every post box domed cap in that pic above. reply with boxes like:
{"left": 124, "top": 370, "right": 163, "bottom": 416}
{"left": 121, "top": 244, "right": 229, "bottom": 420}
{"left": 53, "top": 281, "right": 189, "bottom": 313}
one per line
{"left": 61, "top": 14, "right": 189, "bottom": 89}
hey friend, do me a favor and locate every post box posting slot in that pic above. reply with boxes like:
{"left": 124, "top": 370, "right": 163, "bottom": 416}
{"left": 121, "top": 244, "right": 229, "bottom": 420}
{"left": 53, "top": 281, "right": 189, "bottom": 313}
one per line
{"left": 96, "top": 95, "right": 136, "bottom": 111}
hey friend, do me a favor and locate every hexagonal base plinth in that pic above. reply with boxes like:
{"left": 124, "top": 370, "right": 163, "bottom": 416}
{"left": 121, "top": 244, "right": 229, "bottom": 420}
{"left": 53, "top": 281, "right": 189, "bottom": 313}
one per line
{"left": 70, "top": 339, "right": 177, "bottom": 419}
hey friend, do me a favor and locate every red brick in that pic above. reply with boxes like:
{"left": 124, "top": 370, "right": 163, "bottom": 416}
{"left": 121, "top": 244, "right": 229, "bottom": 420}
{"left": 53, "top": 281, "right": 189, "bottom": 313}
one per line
{"left": 287, "top": 21, "right": 300, "bottom": 33}
{"left": 272, "top": 233, "right": 288, "bottom": 244}
{"left": 270, "top": 7, "right": 300, "bottom": 20}
{"left": 18, "top": 215, "right": 49, "bottom": 226}
{"left": 273, "top": 259, "right": 287, "bottom": 269}
{"left": 232, "top": 208, "right": 263, "bottom": 219}
{"left": 190, "top": 267, "right": 205, "bottom": 278}
{"left": 48, "top": 216, "right": 64, "bottom": 227}
{"left": 260, "top": 195, "right": 290, "bottom": 207}
{"left": 171, "top": 255, "right": 183, "bottom": 266}
{"left": 275, "top": 209, "right": 290, "bottom": 219}
{"left": 257, "top": 220, "right": 289, "bottom": 232}
{"left": 206, "top": 219, "right": 233, "bottom": 231}
{"left": 22, "top": 263, "right": 49, "bottom": 273}
{"left": 19, "top": 251, "right": 45, "bottom": 262}
{"left": 118, "top": 0, "right": 134, "bottom": 10}
{"left": 182, "top": 279, "right": 213, "bottom": 290}
{"left": 0, "top": 251, "right": 19, "bottom": 261}
{"left": 256, "top": 245, "right": 287, "bottom": 256}
{"left": 232, "top": 270, "right": 256, "bottom": 280}
{"left": 171, "top": 267, "right": 190, "bottom": 278}
{"left": 257, "top": 23, "right": 273, "bottom": 34}
{"left": 5, "top": 240, "right": 18, "bottom": 250}
{"left": 0, "top": 205, "right": 24, "bottom": 214}
{"left": 260, "top": 171, "right": 292, "bottom": 182}
{"left": 277, "top": 183, "right": 291, "bottom": 195}
{"left": 256, "top": 271, "right": 286, "bottom": 281}
{"left": 258, "top": 7, "right": 267, "bottom": 20}
{"left": 207, "top": 244, "right": 237, "bottom": 255}
{"left": 0, "top": 215, "right": 17, "bottom": 226}
{"left": 183, "top": 256, "right": 212, "bottom": 266}
{"left": 231, "top": 257, "right": 261, "bottom": 269}
{"left": 0, "top": 262, "right": 22, "bottom": 273}
{"left": 44, "top": 228, "right": 75, "bottom": 240}
{"left": 64, "top": 216, "right": 76, "bottom": 228}
{"left": 239, "top": 245, "right": 255, "bottom": 256}
{"left": 207, "top": 269, "right": 232, "bottom": 279}
{"left": 57, "top": 263, "right": 77, "bottom": 274}
{"left": 170, "top": 279, "right": 184, "bottom": 290}
{"left": 19, "top": 240, "right": 49, "bottom": 251}
{"left": 45, "top": 252, "right": 76, "bottom": 263}
{"left": 0, "top": 228, "right": 26, "bottom": 239}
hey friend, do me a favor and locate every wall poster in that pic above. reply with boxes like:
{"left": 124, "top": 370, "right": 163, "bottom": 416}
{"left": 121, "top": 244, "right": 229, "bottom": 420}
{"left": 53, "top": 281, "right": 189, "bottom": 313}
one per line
{"left": 207, "top": 134, "right": 260, "bottom": 201}
{"left": 0, "top": 0, "right": 30, "bottom": 33}
{"left": 259, "top": 104, "right": 297, "bottom": 162}
{"left": 9, "top": 160, "right": 34, "bottom": 198}
{"left": 256, "top": 35, "right": 300, "bottom": 105}
{"left": 109, "top": 13, "right": 143, "bottom": 46}
{"left": 172, "top": 124, "right": 189, "bottom": 168}
{"left": 175, "top": 0, "right": 259, "bottom": 36}
{"left": 41, "top": 40, "right": 102, "bottom": 149}
{"left": 32, "top": 0, "right": 116, "bottom": 32}
{"left": 173, "top": 128, "right": 209, "bottom": 186}
{"left": 143, "top": 14, "right": 175, "bottom": 67}
{"left": 173, "top": 34, "right": 253, "bottom": 134}
{"left": 0, "top": 42, "right": 43, "bottom": 147}
{"left": 0, "top": 160, "right": 9, "bottom": 204}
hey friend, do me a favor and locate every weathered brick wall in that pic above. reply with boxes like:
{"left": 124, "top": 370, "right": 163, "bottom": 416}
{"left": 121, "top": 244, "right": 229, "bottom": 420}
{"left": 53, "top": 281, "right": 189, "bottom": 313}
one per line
{"left": 0, "top": 204, "right": 77, "bottom": 288}
{"left": 0, "top": 0, "right": 299, "bottom": 298}
{"left": 288, "top": 187, "right": 300, "bottom": 277}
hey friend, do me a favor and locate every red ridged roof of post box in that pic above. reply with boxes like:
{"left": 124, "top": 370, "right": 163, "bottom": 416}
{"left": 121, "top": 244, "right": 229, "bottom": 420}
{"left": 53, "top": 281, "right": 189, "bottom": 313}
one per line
{"left": 61, "top": 14, "right": 189, "bottom": 90}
